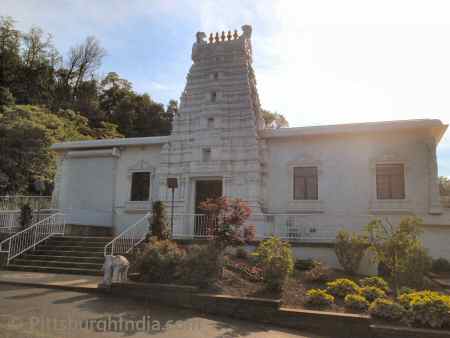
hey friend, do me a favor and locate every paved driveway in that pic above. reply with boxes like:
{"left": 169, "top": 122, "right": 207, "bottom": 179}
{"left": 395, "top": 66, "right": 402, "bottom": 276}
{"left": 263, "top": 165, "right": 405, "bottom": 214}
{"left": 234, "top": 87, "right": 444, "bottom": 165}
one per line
{"left": 0, "top": 284, "right": 327, "bottom": 338}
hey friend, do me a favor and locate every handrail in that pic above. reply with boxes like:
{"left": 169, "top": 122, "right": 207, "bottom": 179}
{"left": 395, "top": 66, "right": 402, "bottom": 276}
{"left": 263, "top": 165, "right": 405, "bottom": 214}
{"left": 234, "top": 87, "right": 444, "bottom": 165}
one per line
{"left": 104, "top": 213, "right": 151, "bottom": 256}
{"left": 0, "top": 213, "right": 65, "bottom": 265}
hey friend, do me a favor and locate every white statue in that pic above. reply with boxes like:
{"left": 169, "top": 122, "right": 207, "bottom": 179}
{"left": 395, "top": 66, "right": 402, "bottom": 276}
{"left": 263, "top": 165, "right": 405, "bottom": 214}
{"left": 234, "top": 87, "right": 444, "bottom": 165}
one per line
{"left": 101, "top": 255, "right": 130, "bottom": 287}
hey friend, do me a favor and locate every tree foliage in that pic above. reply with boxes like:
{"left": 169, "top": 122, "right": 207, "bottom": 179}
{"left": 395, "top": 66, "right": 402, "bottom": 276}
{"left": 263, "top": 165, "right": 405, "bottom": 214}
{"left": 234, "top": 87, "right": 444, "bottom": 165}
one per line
{"left": 199, "top": 197, "right": 254, "bottom": 251}
{"left": 365, "top": 217, "right": 430, "bottom": 294}
{"left": 261, "top": 109, "right": 289, "bottom": 129}
{"left": 0, "top": 16, "right": 176, "bottom": 194}
{"left": 0, "top": 105, "right": 121, "bottom": 194}
{"left": 334, "top": 230, "right": 368, "bottom": 275}
{"left": 440, "top": 176, "right": 450, "bottom": 196}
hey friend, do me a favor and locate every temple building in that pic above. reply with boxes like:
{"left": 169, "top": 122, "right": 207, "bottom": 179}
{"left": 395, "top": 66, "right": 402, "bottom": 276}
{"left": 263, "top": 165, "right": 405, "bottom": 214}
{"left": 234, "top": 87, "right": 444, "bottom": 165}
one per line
{"left": 52, "top": 25, "right": 449, "bottom": 271}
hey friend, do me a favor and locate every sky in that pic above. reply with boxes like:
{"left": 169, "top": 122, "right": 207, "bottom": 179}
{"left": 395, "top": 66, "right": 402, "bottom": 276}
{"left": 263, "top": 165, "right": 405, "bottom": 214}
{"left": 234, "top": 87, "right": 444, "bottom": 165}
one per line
{"left": 2, "top": 0, "right": 450, "bottom": 176}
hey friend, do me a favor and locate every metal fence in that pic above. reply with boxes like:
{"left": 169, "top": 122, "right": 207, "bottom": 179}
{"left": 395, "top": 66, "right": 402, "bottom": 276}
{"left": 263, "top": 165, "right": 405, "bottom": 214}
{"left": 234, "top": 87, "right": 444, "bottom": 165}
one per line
{"left": 0, "top": 196, "right": 53, "bottom": 211}
{"left": 0, "top": 213, "right": 65, "bottom": 265}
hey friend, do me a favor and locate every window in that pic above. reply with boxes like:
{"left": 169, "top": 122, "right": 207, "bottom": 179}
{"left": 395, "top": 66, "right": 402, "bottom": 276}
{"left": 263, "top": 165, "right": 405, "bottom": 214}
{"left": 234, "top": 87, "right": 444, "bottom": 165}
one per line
{"left": 210, "top": 91, "right": 217, "bottom": 102}
{"left": 202, "top": 148, "right": 211, "bottom": 162}
{"left": 130, "top": 172, "right": 151, "bottom": 201}
{"left": 207, "top": 117, "right": 214, "bottom": 128}
{"left": 293, "top": 167, "right": 318, "bottom": 200}
{"left": 376, "top": 164, "right": 405, "bottom": 199}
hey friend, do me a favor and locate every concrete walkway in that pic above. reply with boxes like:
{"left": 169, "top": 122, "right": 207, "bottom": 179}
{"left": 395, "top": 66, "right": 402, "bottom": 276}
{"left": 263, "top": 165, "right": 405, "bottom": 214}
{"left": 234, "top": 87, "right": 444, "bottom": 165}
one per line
{"left": 0, "top": 284, "right": 327, "bottom": 338}
{"left": 0, "top": 270, "right": 102, "bottom": 292}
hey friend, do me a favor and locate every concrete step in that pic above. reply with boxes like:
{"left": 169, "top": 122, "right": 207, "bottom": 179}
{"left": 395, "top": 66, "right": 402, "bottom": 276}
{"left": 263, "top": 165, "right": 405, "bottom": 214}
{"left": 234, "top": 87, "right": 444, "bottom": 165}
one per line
{"left": 43, "top": 241, "right": 109, "bottom": 248}
{"left": 21, "top": 254, "right": 105, "bottom": 264}
{"left": 32, "top": 249, "right": 105, "bottom": 258}
{"left": 12, "top": 258, "right": 103, "bottom": 270}
{"left": 37, "top": 245, "right": 105, "bottom": 252}
{"left": 64, "top": 224, "right": 113, "bottom": 237}
{"left": 47, "top": 236, "right": 113, "bottom": 243}
{"left": 6, "top": 264, "right": 102, "bottom": 276}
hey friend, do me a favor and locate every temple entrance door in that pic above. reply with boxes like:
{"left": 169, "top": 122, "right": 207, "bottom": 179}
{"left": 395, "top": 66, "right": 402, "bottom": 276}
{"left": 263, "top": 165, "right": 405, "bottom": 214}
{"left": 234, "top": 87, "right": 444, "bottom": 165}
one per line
{"left": 194, "top": 180, "right": 222, "bottom": 236}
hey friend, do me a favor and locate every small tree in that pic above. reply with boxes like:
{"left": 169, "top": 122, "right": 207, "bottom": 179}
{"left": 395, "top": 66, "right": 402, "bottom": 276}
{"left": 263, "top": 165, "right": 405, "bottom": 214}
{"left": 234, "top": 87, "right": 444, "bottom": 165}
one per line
{"left": 334, "top": 230, "right": 368, "bottom": 275}
{"left": 149, "top": 201, "right": 169, "bottom": 240}
{"left": 365, "top": 216, "right": 429, "bottom": 295}
{"left": 199, "top": 197, "right": 255, "bottom": 278}
{"left": 199, "top": 197, "right": 254, "bottom": 251}
{"left": 252, "top": 237, "right": 294, "bottom": 291}
{"left": 0, "top": 87, "right": 14, "bottom": 111}
{"left": 19, "top": 203, "right": 33, "bottom": 229}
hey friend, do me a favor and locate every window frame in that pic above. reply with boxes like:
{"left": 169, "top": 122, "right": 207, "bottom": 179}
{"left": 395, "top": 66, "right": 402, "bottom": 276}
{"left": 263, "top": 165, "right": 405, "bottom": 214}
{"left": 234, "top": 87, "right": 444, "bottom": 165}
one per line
{"left": 293, "top": 166, "right": 319, "bottom": 201}
{"left": 375, "top": 163, "right": 406, "bottom": 200}
{"left": 129, "top": 170, "right": 152, "bottom": 202}
{"left": 202, "top": 148, "right": 212, "bottom": 162}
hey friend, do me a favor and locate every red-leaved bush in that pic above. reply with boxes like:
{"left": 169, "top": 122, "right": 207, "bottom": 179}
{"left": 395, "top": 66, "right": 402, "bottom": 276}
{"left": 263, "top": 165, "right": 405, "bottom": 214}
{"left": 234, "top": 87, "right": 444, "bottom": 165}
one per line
{"left": 199, "top": 197, "right": 254, "bottom": 250}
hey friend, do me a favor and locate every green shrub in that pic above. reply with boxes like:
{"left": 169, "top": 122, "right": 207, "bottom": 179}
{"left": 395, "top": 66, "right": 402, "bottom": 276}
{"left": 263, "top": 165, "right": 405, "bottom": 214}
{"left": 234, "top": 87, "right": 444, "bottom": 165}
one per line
{"left": 431, "top": 258, "right": 450, "bottom": 273}
{"left": 19, "top": 203, "right": 33, "bottom": 228}
{"left": 326, "top": 278, "right": 359, "bottom": 298}
{"left": 179, "top": 244, "right": 222, "bottom": 287}
{"left": 252, "top": 237, "right": 294, "bottom": 291}
{"left": 398, "top": 245, "right": 432, "bottom": 289}
{"left": 334, "top": 230, "right": 368, "bottom": 274}
{"left": 369, "top": 298, "right": 406, "bottom": 321}
{"left": 365, "top": 217, "right": 427, "bottom": 294}
{"left": 295, "top": 259, "right": 315, "bottom": 271}
{"left": 134, "top": 238, "right": 185, "bottom": 283}
{"left": 359, "top": 286, "right": 386, "bottom": 302}
{"left": 305, "top": 289, "right": 335, "bottom": 308}
{"left": 149, "top": 201, "right": 169, "bottom": 240}
{"left": 398, "top": 286, "right": 416, "bottom": 295}
{"left": 397, "top": 291, "right": 450, "bottom": 328}
{"left": 304, "top": 262, "right": 332, "bottom": 283}
{"left": 344, "top": 294, "right": 369, "bottom": 312}
{"left": 359, "top": 276, "right": 390, "bottom": 293}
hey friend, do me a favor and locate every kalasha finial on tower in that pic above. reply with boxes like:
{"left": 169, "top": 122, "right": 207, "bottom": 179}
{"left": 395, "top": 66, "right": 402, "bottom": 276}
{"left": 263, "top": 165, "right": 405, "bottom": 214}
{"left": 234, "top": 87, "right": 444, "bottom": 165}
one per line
{"left": 215, "top": 32, "right": 220, "bottom": 43}
{"left": 221, "top": 31, "right": 226, "bottom": 41}
{"left": 227, "top": 30, "right": 232, "bottom": 41}
{"left": 233, "top": 29, "right": 238, "bottom": 39}
{"left": 196, "top": 32, "right": 206, "bottom": 44}
{"left": 242, "top": 25, "right": 252, "bottom": 39}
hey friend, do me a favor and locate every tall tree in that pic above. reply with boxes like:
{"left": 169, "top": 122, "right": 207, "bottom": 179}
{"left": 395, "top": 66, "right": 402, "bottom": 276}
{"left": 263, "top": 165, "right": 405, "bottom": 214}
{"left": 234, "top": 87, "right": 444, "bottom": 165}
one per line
{"left": 0, "top": 16, "right": 21, "bottom": 96}
{"left": 440, "top": 176, "right": 450, "bottom": 196}
{"left": 17, "top": 26, "right": 58, "bottom": 104}
{"left": 261, "top": 109, "right": 289, "bottom": 129}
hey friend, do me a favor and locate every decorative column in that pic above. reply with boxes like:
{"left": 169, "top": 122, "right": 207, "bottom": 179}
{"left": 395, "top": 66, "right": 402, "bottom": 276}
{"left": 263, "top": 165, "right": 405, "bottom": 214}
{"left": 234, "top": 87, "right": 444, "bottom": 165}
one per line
{"left": 426, "top": 138, "right": 443, "bottom": 215}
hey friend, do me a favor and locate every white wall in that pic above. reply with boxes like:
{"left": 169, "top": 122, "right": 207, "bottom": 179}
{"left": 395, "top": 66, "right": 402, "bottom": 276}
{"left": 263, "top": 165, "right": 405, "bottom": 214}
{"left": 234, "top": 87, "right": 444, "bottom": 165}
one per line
{"left": 263, "top": 129, "right": 450, "bottom": 260}
{"left": 112, "top": 144, "right": 163, "bottom": 234}
{"left": 58, "top": 156, "right": 116, "bottom": 226}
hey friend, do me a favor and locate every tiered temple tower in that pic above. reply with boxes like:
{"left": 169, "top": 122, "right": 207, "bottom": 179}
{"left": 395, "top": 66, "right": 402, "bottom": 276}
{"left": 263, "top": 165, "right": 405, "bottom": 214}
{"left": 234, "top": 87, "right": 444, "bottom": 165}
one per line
{"left": 158, "top": 25, "right": 265, "bottom": 223}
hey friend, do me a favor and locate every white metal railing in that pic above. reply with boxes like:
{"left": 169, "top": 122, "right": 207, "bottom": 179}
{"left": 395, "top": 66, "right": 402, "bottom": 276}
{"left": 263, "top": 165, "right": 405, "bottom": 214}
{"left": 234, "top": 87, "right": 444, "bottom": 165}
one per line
{"left": 255, "top": 213, "right": 340, "bottom": 242}
{"left": 104, "top": 213, "right": 151, "bottom": 256}
{"left": 0, "top": 210, "right": 58, "bottom": 234}
{"left": 0, "top": 211, "right": 21, "bottom": 234}
{"left": 172, "top": 213, "right": 215, "bottom": 239}
{"left": 0, "top": 213, "right": 65, "bottom": 265}
{"left": 169, "top": 213, "right": 377, "bottom": 243}
{"left": 0, "top": 195, "right": 53, "bottom": 211}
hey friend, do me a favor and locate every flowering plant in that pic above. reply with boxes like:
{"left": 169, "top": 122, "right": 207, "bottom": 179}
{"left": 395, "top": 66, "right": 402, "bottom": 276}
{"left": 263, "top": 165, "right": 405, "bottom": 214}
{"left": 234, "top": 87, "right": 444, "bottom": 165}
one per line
{"left": 199, "top": 197, "right": 254, "bottom": 250}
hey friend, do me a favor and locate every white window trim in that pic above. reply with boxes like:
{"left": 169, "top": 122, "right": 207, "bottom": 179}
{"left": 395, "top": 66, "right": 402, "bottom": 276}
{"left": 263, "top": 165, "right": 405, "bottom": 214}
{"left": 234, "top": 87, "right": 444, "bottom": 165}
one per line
{"left": 369, "top": 156, "right": 412, "bottom": 214}
{"left": 125, "top": 160, "right": 155, "bottom": 212}
{"left": 287, "top": 160, "right": 324, "bottom": 213}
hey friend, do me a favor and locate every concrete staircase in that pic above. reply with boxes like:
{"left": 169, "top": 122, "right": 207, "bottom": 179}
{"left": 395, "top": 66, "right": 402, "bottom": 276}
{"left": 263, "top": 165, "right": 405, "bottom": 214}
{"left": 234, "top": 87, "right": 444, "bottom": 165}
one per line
{"left": 6, "top": 225, "right": 112, "bottom": 276}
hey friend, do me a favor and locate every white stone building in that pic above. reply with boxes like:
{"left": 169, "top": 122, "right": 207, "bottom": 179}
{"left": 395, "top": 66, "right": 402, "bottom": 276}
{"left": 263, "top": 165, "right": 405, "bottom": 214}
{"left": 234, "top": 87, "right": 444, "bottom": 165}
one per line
{"left": 52, "top": 26, "right": 449, "bottom": 270}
